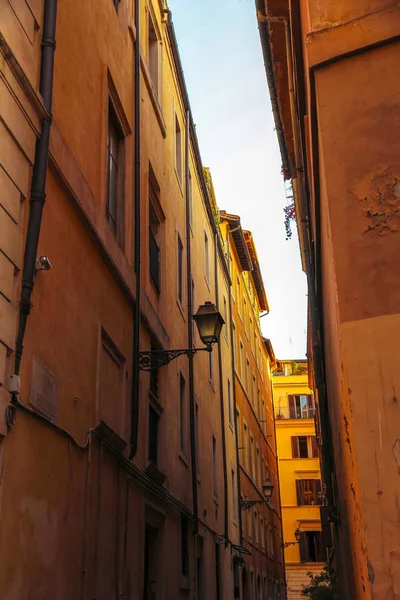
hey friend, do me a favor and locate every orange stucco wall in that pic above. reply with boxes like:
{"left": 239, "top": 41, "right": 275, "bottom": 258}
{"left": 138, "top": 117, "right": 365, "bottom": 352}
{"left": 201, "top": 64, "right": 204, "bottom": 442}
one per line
{"left": 0, "top": 0, "right": 244, "bottom": 598}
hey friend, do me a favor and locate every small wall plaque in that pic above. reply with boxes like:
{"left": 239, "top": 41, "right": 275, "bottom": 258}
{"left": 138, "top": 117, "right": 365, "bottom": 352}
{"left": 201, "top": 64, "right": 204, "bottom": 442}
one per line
{"left": 30, "top": 357, "right": 58, "bottom": 421}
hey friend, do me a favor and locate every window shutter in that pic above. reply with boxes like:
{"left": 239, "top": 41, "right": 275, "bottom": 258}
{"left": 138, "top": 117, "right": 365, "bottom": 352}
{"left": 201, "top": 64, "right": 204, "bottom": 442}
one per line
{"left": 311, "top": 436, "right": 318, "bottom": 458}
{"left": 299, "top": 532, "right": 307, "bottom": 562}
{"left": 291, "top": 436, "right": 299, "bottom": 458}
{"left": 315, "top": 480, "right": 322, "bottom": 504}
{"left": 296, "top": 480, "right": 303, "bottom": 505}
{"left": 288, "top": 395, "right": 295, "bottom": 419}
{"left": 315, "top": 532, "right": 324, "bottom": 562}
{"left": 307, "top": 394, "right": 314, "bottom": 418}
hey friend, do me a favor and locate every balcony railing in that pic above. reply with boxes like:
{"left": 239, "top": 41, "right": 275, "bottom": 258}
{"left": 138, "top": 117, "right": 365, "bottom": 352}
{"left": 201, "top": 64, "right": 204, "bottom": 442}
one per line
{"left": 275, "top": 406, "right": 315, "bottom": 420}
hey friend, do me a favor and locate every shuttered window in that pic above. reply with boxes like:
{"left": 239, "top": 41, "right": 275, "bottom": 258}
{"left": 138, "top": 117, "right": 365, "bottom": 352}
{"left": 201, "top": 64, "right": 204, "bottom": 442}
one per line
{"left": 149, "top": 228, "right": 160, "bottom": 290}
{"left": 291, "top": 436, "right": 319, "bottom": 458}
{"left": 299, "top": 531, "right": 324, "bottom": 563}
{"left": 148, "top": 166, "right": 164, "bottom": 292}
{"left": 288, "top": 394, "right": 315, "bottom": 419}
{"left": 296, "top": 479, "right": 322, "bottom": 505}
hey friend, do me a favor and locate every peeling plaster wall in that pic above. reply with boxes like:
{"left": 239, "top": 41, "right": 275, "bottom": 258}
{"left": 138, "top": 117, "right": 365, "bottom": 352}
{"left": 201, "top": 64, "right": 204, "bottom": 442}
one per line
{"left": 315, "top": 39, "right": 400, "bottom": 599}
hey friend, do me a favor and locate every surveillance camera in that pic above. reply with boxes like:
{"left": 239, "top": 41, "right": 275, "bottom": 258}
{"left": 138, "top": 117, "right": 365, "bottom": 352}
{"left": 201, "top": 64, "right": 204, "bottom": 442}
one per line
{"left": 35, "top": 256, "right": 52, "bottom": 273}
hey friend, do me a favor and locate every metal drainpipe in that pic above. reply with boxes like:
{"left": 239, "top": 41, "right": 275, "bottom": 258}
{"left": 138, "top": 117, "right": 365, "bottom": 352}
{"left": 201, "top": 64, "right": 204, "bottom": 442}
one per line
{"left": 130, "top": 0, "right": 141, "bottom": 459}
{"left": 258, "top": 11, "right": 335, "bottom": 508}
{"left": 185, "top": 111, "right": 198, "bottom": 538}
{"left": 14, "top": 0, "right": 58, "bottom": 376}
{"left": 226, "top": 231, "right": 244, "bottom": 546}
{"left": 214, "top": 231, "right": 229, "bottom": 548}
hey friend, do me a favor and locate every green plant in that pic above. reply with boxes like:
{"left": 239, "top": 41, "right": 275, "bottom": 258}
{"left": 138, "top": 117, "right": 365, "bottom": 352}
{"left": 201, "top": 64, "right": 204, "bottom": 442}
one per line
{"left": 301, "top": 565, "right": 337, "bottom": 600}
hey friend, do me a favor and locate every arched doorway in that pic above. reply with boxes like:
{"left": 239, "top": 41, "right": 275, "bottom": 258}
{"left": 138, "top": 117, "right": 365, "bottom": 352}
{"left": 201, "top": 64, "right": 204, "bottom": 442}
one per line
{"left": 242, "top": 567, "right": 249, "bottom": 600}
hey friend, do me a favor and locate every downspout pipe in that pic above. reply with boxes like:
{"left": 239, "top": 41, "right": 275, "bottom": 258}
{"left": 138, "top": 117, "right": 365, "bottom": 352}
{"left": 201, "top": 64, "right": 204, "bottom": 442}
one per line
{"left": 257, "top": 10, "right": 335, "bottom": 506}
{"left": 226, "top": 231, "right": 244, "bottom": 546}
{"left": 185, "top": 110, "right": 198, "bottom": 535}
{"left": 130, "top": 0, "right": 141, "bottom": 459}
{"left": 214, "top": 232, "right": 229, "bottom": 548}
{"left": 15, "top": 0, "right": 58, "bottom": 375}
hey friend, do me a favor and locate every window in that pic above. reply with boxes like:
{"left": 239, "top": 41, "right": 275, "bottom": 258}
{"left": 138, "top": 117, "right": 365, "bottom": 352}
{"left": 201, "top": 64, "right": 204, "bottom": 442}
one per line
{"left": 237, "top": 277, "right": 241, "bottom": 316}
{"left": 288, "top": 394, "right": 315, "bottom": 419}
{"left": 250, "top": 435, "right": 255, "bottom": 479}
{"left": 212, "top": 435, "right": 218, "bottom": 497}
{"left": 254, "top": 511, "right": 259, "bottom": 544}
{"left": 296, "top": 479, "right": 322, "bottom": 505}
{"left": 148, "top": 12, "right": 160, "bottom": 98}
{"left": 148, "top": 405, "right": 160, "bottom": 465}
{"left": 291, "top": 436, "right": 318, "bottom": 458}
{"left": 252, "top": 376, "right": 256, "bottom": 407}
{"left": 188, "top": 170, "right": 193, "bottom": 229}
{"left": 111, "top": 0, "right": 119, "bottom": 12}
{"left": 232, "top": 469, "right": 238, "bottom": 521}
{"left": 181, "top": 516, "right": 190, "bottom": 576}
{"left": 243, "top": 423, "right": 248, "bottom": 470}
{"left": 246, "top": 358, "right": 250, "bottom": 394}
{"left": 106, "top": 102, "right": 124, "bottom": 239}
{"left": 299, "top": 531, "right": 324, "bottom": 563}
{"left": 195, "top": 401, "right": 200, "bottom": 476}
{"left": 239, "top": 340, "right": 244, "bottom": 378}
{"left": 270, "top": 526, "right": 274, "bottom": 557}
{"left": 175, "top": 114, "right": 182, "bottom": 182}
{"left": 223, "top": 296, "right": 228, "bottom": 341}
{"left": 98, "top": 328, "right": 125, "bottom": 435}
{"left": 204, "top": 232, "right": 210, "bottom": 282}
{"left": 208, "top": 351, "right": 213, "bottom": 383}
{"left": 191, "top": 277, "right": 195, "bottom": 339}
{"left": 260, "top": 518, "right": 265, "bottom": 547}
{"left": 149, "top": 167, "right": 163, "bottom": 291}
{"left": 227, "top": 379, "right": 233, "bottom": 426}
{"left": 177, "top": 235, "right": 184, "bottom": 304}
{"left": 215, "top": 542, "right": 222, "bottom": 600}
{"left": 179, "top": 373, "right": 186, "bottom": 455}
{"left": 256, "top": 447, "right": 261, "bottom": 486}
{"left": 261, "top": 399, "right": 265, "bottom": 432}
{"left": 232, "top": 323, "right": 237, "bottom": 368}
{"left": 149, "top": 340, "right": 159, "bottom": 398}
{"left": 143, "top": 525, "right": 159, "bottom": 600}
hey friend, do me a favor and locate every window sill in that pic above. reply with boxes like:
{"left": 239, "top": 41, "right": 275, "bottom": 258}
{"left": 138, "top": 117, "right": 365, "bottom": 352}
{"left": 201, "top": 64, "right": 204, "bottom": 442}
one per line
{"left": 229, "top": 422, "right": 235, "bottom": 434}
{"left": 140, "top": 54, "right": 166, "bottom": 139}
{"left": 177, "top": 298, "right": 186, "bottom": 321}
{"left": 179, "top": 452, "right": 189, "bottom": 468}
{"left": 180, "top": 576, "right": 190, "bottom": 591}
{"left": 146, "top": 462, "right": 166, "bottom": 485}
{"left": 174, "top": 167, "right": 184, "bottom": 195}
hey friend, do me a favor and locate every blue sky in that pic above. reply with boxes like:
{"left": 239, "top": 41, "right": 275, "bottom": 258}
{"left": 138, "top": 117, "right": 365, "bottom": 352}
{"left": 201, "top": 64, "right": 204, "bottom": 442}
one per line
{"left": 168, "top": 0, "right": 307, "bottom": 359}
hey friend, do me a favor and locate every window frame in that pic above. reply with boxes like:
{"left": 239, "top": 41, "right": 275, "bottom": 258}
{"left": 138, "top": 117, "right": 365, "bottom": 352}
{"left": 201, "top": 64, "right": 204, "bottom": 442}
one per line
{"left": 174, "top": 112, "right": 183, "bottom": 183}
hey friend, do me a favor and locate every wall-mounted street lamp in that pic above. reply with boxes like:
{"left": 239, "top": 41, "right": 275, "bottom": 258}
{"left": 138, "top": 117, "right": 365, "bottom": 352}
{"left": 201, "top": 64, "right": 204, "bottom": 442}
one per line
{"left": 282, "top": 528, "right": 301, "bottom": 548}
{"left": 262, "top": 478, "right": 274, "bottom": 501}
{"left": 139, "top": 301, "right": 225, "bottom": 370}
{"left": 239, "top": 479, "right": 275, "bottom": 511}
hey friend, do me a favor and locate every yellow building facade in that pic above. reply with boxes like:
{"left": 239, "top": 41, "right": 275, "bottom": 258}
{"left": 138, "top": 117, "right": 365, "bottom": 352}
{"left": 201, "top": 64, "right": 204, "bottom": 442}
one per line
{"left": 272, "top": 361, "right": 324, "bottom": 600}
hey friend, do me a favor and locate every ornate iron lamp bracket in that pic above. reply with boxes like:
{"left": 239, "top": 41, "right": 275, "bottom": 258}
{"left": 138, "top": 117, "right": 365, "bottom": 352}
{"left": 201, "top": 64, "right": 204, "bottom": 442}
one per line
{"left": 239, "top": 499, "right": 264, "bottom": 511}
{"left": 139, "top": 345, "right": 212, "bottom": 371}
